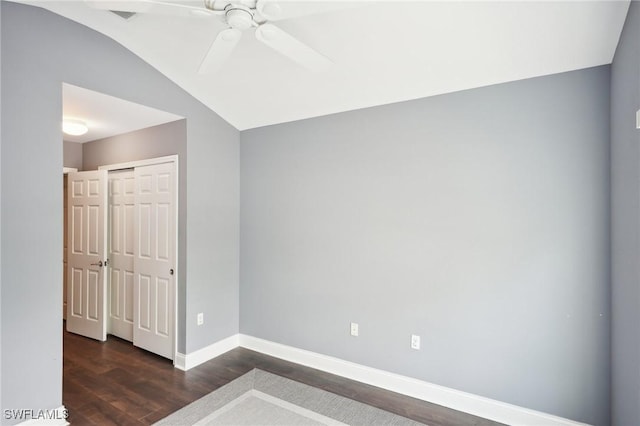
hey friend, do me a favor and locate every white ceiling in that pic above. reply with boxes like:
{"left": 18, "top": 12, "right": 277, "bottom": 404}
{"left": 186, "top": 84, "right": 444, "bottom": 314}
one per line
{"left": 63, "top": 83, "right": 183, "bottom": 143}
{"left": 25, "top": 1, "right": 631, "bottom": 131}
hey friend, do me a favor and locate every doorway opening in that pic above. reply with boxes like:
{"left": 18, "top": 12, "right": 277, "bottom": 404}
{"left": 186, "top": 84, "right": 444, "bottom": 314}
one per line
{"left": 62, "top": 83, "right": 185, "bottom": 362}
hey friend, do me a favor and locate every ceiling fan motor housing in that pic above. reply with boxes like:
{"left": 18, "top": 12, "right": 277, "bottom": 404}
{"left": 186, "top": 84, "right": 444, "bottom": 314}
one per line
{"left": 204, "top": 0, "right": 256, "bottom": 31}
{"left": 225, "top": 5, "right": 254, "bottom": 30}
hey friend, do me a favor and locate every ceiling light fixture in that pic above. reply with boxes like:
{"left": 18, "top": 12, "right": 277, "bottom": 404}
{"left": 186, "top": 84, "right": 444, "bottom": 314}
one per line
{"left": 62, "top": 119, "right": 89, "bottom": 136}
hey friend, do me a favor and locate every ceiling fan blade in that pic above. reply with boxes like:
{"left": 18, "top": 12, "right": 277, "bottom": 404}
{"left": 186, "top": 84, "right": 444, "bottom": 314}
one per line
{"left": 255, "top": 23, "right": 331, "bottom": 72}
{"left": 198, "top": 28, "right": 243, "bottom": 74}
{"left": 85, "top": 0, "right": 219, "bottom": 17}
{"left": 256, "top": 0, "right": 355, "bottom": 21}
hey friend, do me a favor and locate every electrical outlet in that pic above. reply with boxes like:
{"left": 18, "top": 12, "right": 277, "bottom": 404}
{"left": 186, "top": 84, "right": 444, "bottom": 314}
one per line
{"left": 411, "top": 334, "right": 421, "bottom": 350}
{"left": 197, "top": 312, "right": 204, "bottom": 326}
{"left": 350, "top": 322, "right": 359, "bottom": 337}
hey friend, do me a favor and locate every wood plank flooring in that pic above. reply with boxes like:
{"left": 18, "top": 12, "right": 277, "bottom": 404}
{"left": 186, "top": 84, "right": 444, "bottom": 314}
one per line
{"left": 63, "top": 328, "right": 503, "bottom": 426}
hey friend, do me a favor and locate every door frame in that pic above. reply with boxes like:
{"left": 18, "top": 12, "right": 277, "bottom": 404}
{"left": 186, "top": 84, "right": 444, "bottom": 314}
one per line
{"left": 62, "top": 167, "right": 78, "bottom": 321}
{"left": 99, "top": 155, "right": 179, "bottom": 363}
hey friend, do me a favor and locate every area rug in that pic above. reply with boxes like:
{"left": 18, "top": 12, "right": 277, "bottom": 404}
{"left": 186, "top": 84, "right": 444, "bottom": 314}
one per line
{"left": 154, "top": 369, "right": 425, "bottom": 425}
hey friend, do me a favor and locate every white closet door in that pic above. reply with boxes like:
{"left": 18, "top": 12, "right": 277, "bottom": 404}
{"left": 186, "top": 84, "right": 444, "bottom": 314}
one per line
{"left": 66, "top": 170, "right": 108, "bottom": 341}
{"left": 108, "top": 170, "right": 135, "bottom": 342}
{"left": 133, "top": 162, "right": 176, "bottom": 359}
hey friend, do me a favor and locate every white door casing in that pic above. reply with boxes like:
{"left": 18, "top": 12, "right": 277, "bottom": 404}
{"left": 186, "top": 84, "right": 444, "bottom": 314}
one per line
{"left": 63, "top": 175, "right": 68, "bottom": 321}
{"left": 108, "top": 169, "right": 135, "bottom": 341}
{"left": 66, "top": 170, "right": 108, "bottom": 341}
{"left": 133, "top": 162, "right": 176, "bottom": 359}
{"left": 63, "top": 168, "right": 78, "bottom": 322}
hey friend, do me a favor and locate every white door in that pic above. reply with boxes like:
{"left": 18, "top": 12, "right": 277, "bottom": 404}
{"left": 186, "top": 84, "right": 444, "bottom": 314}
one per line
{"left": 108, "top": 170, "right": 135, "bottom": 341}
{"left": 67, "top": 170, "right": 108, "bottom": 341}
{"left": 133, "top": 162, "right": 176, "bottom": 359}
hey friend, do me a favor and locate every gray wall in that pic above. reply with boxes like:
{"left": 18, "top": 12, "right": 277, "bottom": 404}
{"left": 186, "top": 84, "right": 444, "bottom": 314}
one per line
{"left": 0, "top": 2, "right": 239, "bottom": 422}
{"left": 63, "top": 140, "right": 83, "bottom": 170}
{"left": 241, "top": 67, "right": 611, "bottom": 425}
{"left": 82, "top": 120, "right": 184, "bottom": 170}
{"left": 611, "top": 2, "right": 640, "bottom": 425}
{"left": 0, "top": 1, "right": 3, "bottom": 413}
{"left": 82, "top": 119, "right": 189, "bottom": 351}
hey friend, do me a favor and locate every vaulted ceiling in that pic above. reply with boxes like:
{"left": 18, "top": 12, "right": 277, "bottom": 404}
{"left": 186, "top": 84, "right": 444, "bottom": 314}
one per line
{"left": 19, "top": 0, "right": 631, "bottom": 131}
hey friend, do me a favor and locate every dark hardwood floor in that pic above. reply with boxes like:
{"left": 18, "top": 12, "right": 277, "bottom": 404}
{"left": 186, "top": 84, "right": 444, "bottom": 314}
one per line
{"left": 63, "top": 328, "right": 503, "bottom": 425}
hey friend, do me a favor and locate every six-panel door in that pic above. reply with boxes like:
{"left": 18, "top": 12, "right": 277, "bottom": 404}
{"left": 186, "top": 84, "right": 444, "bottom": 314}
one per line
{"left": 133, "top": 162, "right": 176, "bottom": 360}
{"left": 108, "top": 169, "right": 136, "bottom": 342}
{"left": 66, "top": 170, "right": 108, "bottom": 341}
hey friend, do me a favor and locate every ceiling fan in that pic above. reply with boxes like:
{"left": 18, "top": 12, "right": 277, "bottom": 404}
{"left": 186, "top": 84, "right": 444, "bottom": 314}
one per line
{"left": 86, "top": 0, "right": 335, "bottom": 74}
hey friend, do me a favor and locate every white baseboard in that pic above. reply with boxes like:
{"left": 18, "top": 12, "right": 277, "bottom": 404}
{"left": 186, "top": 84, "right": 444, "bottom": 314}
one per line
{"left": 174, "top": 334, "right": 239, "bottom": 371}
{"left": 18, "top": 406, "right": 68, "bottom": 425}
{"left": 174, "top": 334, "right": 587, "bottom": 426}
{"left": 238, "top": 335, "right": 589, "bottom": 426}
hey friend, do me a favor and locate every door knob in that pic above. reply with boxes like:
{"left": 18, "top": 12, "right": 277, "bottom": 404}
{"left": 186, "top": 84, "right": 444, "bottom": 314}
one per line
{"left": 91, "top": 260, "right": 103, "bottom": 267}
